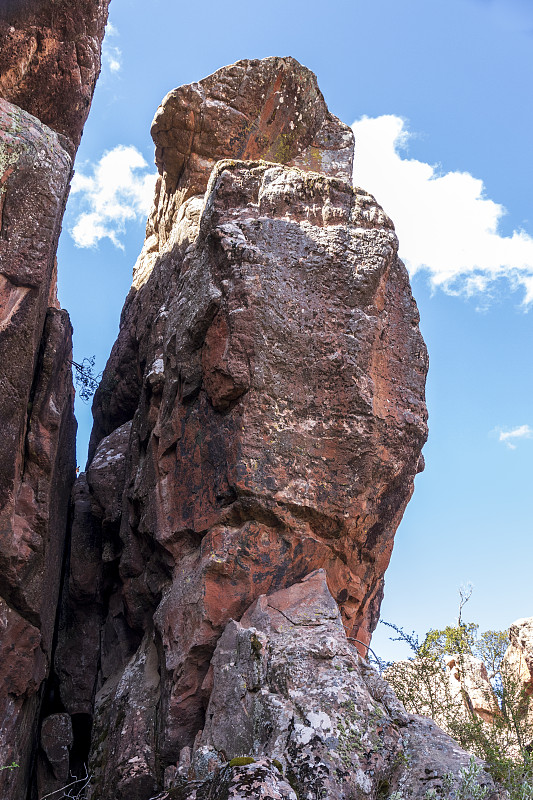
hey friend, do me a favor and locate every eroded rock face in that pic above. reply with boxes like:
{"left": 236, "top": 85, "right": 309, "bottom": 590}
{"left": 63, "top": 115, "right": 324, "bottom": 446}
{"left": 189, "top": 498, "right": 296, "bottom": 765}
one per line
{"left": 502, "top": 617, "right": 533, "bottom": 748}
{"left": 155, "top": 572, "right": 503, "bottom": 800}
{"left": 0, "top": 0, "right": 111, "bottom": 147}
{"left": 72, "top": 58, "right": 429, "bottom": 797}
{"left": 132, "top": 56, "right": 354, "bottom": 289}
{"left": 0, "top": 1, "right": 109, "bottom": 795}
{"left": 0, "top": 175, "right": 77, "bottom": 791}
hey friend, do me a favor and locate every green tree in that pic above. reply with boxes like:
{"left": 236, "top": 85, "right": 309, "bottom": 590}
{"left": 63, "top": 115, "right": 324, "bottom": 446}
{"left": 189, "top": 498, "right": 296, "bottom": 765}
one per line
{"left": 382, "top": 594, "right": 533, "bottom": 799}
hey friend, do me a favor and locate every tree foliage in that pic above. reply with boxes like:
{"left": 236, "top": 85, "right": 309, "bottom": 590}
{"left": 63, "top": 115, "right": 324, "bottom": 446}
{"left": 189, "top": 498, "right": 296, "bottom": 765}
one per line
{"left": 70, "top": 355, "right": 101, "bottom": 403}
{"left": 382, "top": 595, "right": 533, "bottom": 799}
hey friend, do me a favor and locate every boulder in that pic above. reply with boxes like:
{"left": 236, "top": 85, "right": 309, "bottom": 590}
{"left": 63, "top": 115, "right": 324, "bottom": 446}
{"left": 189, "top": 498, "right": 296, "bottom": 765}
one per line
{"left": 0, "top": 0, "right": 110, "bottom": 147}
{"left": 502, "top": 616, "right": 533, "bottom": 750}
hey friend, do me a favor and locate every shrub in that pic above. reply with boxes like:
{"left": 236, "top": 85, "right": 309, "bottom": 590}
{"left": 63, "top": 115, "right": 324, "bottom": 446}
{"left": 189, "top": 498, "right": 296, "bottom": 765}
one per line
{"left": 382, "top": 593, "right": 533, "bottom": 799}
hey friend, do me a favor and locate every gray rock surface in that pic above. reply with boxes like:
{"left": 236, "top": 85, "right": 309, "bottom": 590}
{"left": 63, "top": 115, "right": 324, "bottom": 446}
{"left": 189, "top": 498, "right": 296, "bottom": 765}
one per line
{"left": 154, "top": 572, "right": 503, "bottom": 800}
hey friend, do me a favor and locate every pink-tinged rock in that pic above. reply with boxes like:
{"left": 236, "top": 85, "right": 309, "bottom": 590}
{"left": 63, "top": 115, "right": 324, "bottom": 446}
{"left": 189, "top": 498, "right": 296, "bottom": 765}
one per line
{"left": 0, "top": 306, "right": 76, "bottom": 798}
{"left": 507, "top": 617, "right": 533, "bottom": 688}
{"left": 53, "top": 475, "right": 102, "bottom": 718}
{"left": 88, "top": 634, "right": 161, "bottom": 800}
{"left": 0, "top": 3, "right": 110, "bottom": 795}
{"left": 54, "top": 426, "right": 136, "bottom": 718}
{"left": 87, "top": 420, "right": 132, "bottom": 527}
{"left": 0, "top": 597, "right": 46, "bottom": 798}
{"left": 0, "top": 101, "right": 72, "bottom": 517}
{"left": 36, "top": 713, "right": 74, "bottom": 798}
{"left": 502, "top": 617, "right": 533, "bottom": 748}
{"left": 0, "top": 0, "right": 110, "bottom": 148}
{"left": 133, "top": 56, "right": 354, "bottom": 288}
{"left": 0, "top": 100, "right": 76, "bottom": 799}
{"left": 83, "top": 58, "right": 427, "bottom": 794}
{"left": 153, "top": 572, "right": 503, "bottom": 800}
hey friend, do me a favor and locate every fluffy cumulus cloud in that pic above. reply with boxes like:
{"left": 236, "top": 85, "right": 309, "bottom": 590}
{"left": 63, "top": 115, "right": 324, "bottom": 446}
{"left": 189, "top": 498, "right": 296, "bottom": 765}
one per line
{"left": 496, "top": 424, "right": 533, "bottom": 449}
{"left": 352, "top": 115, "right": 533, "bottom": 306}
{"left": 70, "top": 146, "right": 157, "bottom": 249}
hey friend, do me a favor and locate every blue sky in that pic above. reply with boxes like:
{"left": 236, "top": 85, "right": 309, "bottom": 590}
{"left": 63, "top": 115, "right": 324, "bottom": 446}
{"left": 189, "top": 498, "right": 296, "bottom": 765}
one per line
{"left": 57, "top": 0, "right": 533, "bottom": 661}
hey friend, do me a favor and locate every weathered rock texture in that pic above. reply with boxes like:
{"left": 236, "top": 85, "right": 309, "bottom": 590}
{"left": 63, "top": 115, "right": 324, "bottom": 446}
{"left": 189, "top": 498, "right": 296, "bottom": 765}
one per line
{"left": 0, "top": 1, "right": 109, "bottom": 796}
{"left": 385, "top": 652, "right": 500, "bottom": 731}
{"left": 0, "top": 0, "right": 110, "bottom": 148}
{"left": 58, "top": 57, "right": 429, "bottom": 797}
{"left": 502, "top": 617, "right": 533, "bottom": 749}
{"left": 132, "top": 56, "right": 355, "bottom": 289}
{"left": 154, "top": 572, "right": 504, "bottom": 800}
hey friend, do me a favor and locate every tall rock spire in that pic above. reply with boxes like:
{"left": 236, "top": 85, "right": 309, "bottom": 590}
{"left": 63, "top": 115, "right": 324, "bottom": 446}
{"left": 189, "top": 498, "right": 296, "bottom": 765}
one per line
{"left": 65, "top": 57, "right": 429, "bottom": 797}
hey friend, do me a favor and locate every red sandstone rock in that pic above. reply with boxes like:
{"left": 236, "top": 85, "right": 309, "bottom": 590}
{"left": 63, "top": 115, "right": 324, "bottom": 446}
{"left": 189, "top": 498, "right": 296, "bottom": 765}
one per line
{"left": 0, "top": 304, "right": 76, "bottom": 798}
{"left": 0, "top": 2, "right": 109, "bottom": 794}
{"left": 132, "top": 56, "right": 354, "bottom": 289}
{"left": 36, "top": 712, "right": 74, "bottom": 798}
{"left": 81, "top": 58, "right": 428, "bottom": 797}
{"left": 0, "top": 0, "right": 110, "bottom": 147}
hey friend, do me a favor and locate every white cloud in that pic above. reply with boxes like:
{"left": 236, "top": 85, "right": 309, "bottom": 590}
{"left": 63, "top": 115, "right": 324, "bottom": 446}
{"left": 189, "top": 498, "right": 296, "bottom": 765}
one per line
{"left": 102, "top": 20, "right": 122, "bottom": 73}
{"left": 497, "top": 424, "right": 533, "bottom": 449}
{"left": 352, "top": 115, "right": 533, "bottom": 306}
{"left": 70, "top": 146, "right": 156, "bottom": 249}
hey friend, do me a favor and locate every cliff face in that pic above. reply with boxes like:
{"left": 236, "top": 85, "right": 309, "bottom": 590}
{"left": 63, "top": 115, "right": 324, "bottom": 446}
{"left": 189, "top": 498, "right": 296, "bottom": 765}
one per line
{"left": 49, "top": 57, "right": 435, "bottom": 798}
{"left": 153, "top": 572, "right": 503, "bottom": 800}
{"left": 0, "top": 0, "right": 110, "bottom": 148}
{"left": 0, "top": 2, "right": 109, "bottom": 797}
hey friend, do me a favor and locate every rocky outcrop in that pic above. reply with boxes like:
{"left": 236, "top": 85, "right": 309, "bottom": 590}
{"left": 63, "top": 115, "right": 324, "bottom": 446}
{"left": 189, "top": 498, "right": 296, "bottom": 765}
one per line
{"left": 385, "top": 651, "right": 500, "bottom": 731}
{"left": 0, "top": 0, "right": 110, "bottom": 148}
{"left": 0, "top": 1, "right": 109, "bottom": 796}
{"left": 132, "top": 56, "right": 355, "bottom": 290}
{"left": 55, "top": 57, "right": 430, "bottom": 797}
{"left": 154, "top": 572, "right": 504, "bottom": 800}
{"left": 0, "top": 98, "right": 77, "bottom": 800}
{"left": 445, "top": 653, "right": 500, "bottom": 724}
{"left": 502, "top": 617, "right": 533, "bottom": 750}
{"left": 505, "top": 617, "right": 533, "bottom": 693}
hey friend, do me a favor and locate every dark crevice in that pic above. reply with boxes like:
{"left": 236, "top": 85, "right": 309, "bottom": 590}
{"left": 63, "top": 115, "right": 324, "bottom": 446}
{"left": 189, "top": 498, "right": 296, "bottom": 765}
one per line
{"left": 69, "top": 714, "right": 93, "bottom": 782}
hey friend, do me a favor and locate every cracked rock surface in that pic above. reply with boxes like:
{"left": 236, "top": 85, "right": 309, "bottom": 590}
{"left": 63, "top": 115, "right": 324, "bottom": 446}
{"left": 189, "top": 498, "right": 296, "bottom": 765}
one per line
{"left": 55, "top": 57, "right": 431, "bottom": 798}
{"left": 0, "top": 1, "right": 108, "bottom": 796}
{"left": 154, "top": 572, "right": 504, "bottom": 800}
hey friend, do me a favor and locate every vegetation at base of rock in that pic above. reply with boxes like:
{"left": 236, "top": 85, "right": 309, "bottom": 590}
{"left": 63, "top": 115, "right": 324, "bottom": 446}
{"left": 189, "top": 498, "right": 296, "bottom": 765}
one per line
{"left": 383, "top": 595, "right": 533, "bottom": 800}
{"left": 0, "top": 762, "right": 19, "bottom": 771}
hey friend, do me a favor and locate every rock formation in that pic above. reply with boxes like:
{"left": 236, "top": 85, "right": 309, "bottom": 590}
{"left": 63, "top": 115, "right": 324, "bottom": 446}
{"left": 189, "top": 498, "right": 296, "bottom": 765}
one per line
{"left": 51, "top": 56, "right": 447, "bottom": 798}
{"left": 502, "top": 617, "right": 533, "bottom": 751}
{"left": 153, "top": 572, "right": 503, "bottom": 800}
{"left": 0, "top": 0, "right": 110, "bottom": 148}
{"left": 0, "top": 36, "right": 504, "bottom": 797}
{"left": 0, "top": 1, "right": 109, "bottom": 797}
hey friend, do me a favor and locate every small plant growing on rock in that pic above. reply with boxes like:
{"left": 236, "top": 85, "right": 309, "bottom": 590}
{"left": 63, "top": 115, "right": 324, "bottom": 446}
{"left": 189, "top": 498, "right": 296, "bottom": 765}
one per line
{"left": 424, "top": 758, "right": 488, "bottom": 800}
